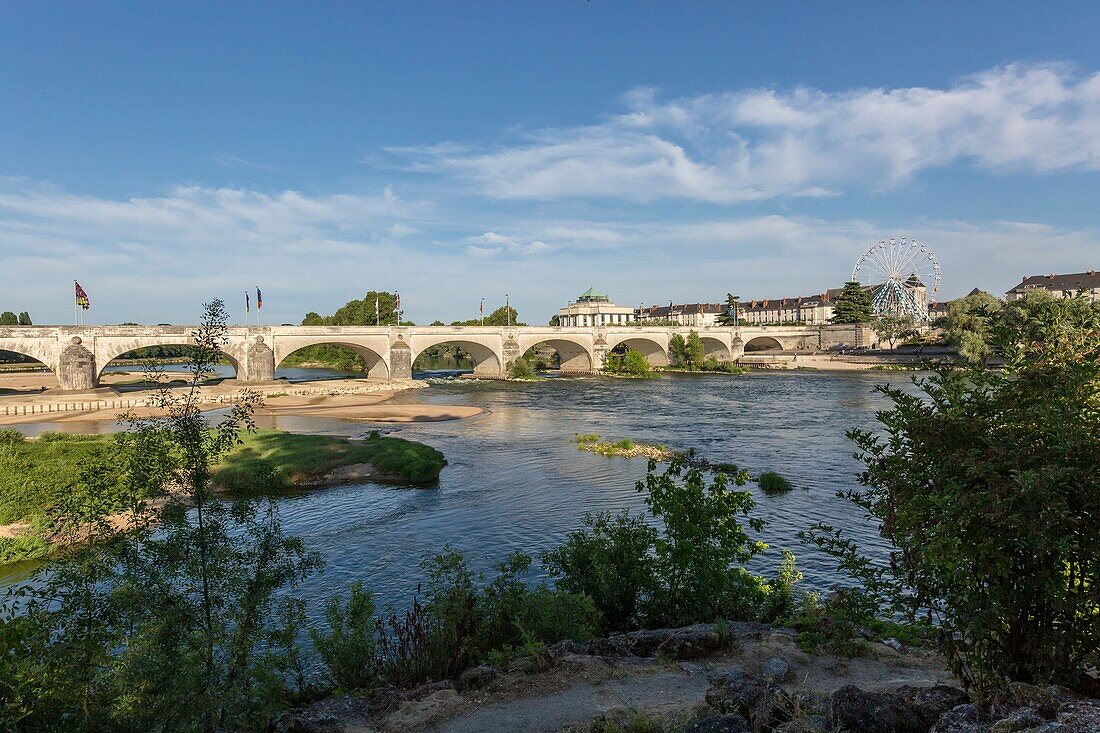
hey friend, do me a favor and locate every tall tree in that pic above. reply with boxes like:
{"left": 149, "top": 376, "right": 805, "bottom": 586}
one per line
{"left": 937, "top": 290, "right": 1003, "bottom": 364}
{"left": 17, "top": 312, "right": 31, "bottom": 326}
{"left": 669, "top": 330, "right": 705, "bottom": 369}
{"left": 0, "top": 312, "right": 17, "bottom": 325}
{"left": 451, "top": 306, "right": 523, "bottom": 327}
{"left": 872, "top": 314, "right": 918, "bottom": 349}
{"left": 716, "top": 294, "right": 741, "bottom": 326}
{"left": 830, "top": 282, "right": 875, "bottom": 324}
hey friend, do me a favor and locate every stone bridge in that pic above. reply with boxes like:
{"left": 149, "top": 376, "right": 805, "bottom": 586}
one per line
{"left": 0, "top": 324, "right": 830, "bottom": 391}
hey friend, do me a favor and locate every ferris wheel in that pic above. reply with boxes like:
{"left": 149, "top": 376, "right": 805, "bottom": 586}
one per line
{"left": 852, "top": 237, "right": 941, "bottom": 321}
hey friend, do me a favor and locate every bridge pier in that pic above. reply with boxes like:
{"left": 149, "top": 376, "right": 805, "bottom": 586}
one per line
{"left": 242, "top": 336, "right": 275, "bottom": 383}
{"left": 58, "top": 337, "right": 97, "bottom": 391}
{"left": 390, "top": 343, "right": 413, "bottom": 379}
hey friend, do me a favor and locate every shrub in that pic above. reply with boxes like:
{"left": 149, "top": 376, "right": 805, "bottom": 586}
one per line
{"left": 803, "top": 294, "right": 1100, "bottom": 695}
{"left": 311, "top": 582, "right": 378, "bottom": 691}
{"left": 0, "top": 428, "right": 26, "bottom": 445}
{"left": 509, "top": 358, "right": 536, "bottom": 379}
{"left": 544, "top": 459, "right": 769, "bottom": 629}
{"left": 541, "top": 511, "right": 659, "bottom": 631}
{"left": 604, "top": 349, "right": 653, "bottom": 378}
{"left": 757, "top": 471, "right": 793, "bottom": 494}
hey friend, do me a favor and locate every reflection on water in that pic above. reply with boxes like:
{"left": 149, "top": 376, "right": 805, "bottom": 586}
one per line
{"left": 2, "top": 369, "right": 919, "bottom": 623}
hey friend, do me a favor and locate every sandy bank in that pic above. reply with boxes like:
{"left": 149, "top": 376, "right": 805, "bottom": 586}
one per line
{"left": 0, "top": 373, "right": 483, "bottom": 426}
{"left": 258, "top": 393, "right": 485, "bottom": 422}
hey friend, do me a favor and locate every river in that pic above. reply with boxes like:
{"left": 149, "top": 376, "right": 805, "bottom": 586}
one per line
{"left": 2, "top": 368, "right": 913, "bottom": 621}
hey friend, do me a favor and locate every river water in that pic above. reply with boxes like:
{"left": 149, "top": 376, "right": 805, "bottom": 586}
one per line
{"left": 3, "top": 368, "right": 914, "bottom": 621}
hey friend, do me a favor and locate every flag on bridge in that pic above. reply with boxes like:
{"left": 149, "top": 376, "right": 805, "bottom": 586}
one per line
{"left": 245, "top": 291, "right": 250, "bottom": 314}
{"left": 394, "top": 292, "right": 400, "bottom": 313}
{"left": 74, "top": 281, "right": 90, "bottom": 310}
{"left": 256, "top": 287, "right": 263, "bottom": 310}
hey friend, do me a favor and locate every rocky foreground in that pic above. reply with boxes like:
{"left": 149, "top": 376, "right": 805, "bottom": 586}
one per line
{"left": 271, "top": 623, "right": 1100, "bottom": 733}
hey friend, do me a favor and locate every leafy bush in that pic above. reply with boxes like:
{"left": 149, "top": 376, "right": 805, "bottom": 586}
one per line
{"left": 544, "top": 459, "right": 769, "bottom": 629}
{"left": 311, "top": 582, "right": 377, "bottom": 691}
{"left": 803, "top": 294, "right": 1100, "bottom": 695}
{"left": 604, "top": 349, "right": 654, "bottom": 378}
{"left": 542, "top": 511, "right": 659, "bottom": 631}
{"left": 0, "top": 535, "right": 49, "bottom": 565}
{"left": 508, "top": 357, "right": 536, "bottom": 379}
{"left": 757, "top": 471, "right": 793, "bottom": 494}
{"left": 0, "top": 428, "right": 26, "bottom": 445}
{"left": 376, "top": 549, "right": 600, "bottom": 687}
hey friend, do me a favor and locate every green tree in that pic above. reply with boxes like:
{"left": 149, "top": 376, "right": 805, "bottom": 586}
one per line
{"left": 604, "top": 348, "right": 653, "bottom": 377}
{"left": 829, "top": 282, "right": 874, "bottom": 324}
{"left": 716, "top": 293, "right": 741, "bottom": 326}
{"left": 452, "top": 306, "right": 523, "bottom": 327}
{"left": 0, "top": 301, "right": 322, "bottom": 730}
{"left": 16, "top": 312, "right": 31, "bottom": 326}
{"left": 543, "top": 458, "right": 768, "bottom": 629}
{"left": 804, "top": 294, "right": 1100, "bottom": 695}
{"left": 0, "top": 312, "right": 17, "bottom": 325}
{"left": 669, "top": 330, "right": 706, "bottom": 369}
{"left": 872, "top": 314, "right": 918, "bottom": 349}
{"left": 938, "top": 290, "right": 1003, "bottom": 364}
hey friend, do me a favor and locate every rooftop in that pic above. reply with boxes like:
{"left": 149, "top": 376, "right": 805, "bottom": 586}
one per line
{"left": 1007, "top": 271, "right": 1100, "bottom": 293}
{"left": 576, "top": 287, "right": 610, "bottom": 302}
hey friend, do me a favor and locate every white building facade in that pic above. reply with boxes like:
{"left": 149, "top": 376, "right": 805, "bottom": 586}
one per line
{"left": 557, "top": 288, "right": 637, "bottom": 327}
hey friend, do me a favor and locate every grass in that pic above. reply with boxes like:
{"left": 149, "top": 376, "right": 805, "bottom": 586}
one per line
{"left": 757, "top": 470, "right": 794, "bottom": 494}
{"left": 0, "top": 427, "right": 447, "bottom": 564}
{"left": 572, "top": 433, "right": 674, "bottom": 460}
{"left": 868, "top": 363, "right": 922, "bottom": 371}
{"left": 213, "top": 429, "right": 447, "bottom": 488}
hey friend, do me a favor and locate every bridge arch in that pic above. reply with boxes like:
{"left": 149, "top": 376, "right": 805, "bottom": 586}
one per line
{"left": 274, "top": 342, "right": 389, "bottom": 379}
{"left": 96, "top": 342, "right": 241, "bottom": 380}
{"left": 700, "top": 336, "right": 732, "bottom": 361}
{"left": 605, "top": 335, "right": 669, "bottom": 367}
{"left": 411, "top": 338, "right": 502, "bottom": 377}
{"left": 743, "top": 336, "right": 783, "bottom": 352}
{"left": 515, "top": 336, "right": 594, "bottom": 373}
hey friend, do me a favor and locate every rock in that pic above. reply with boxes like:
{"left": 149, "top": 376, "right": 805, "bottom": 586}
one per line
{"left": 688, "top": 713, "right": 752, "bottom": 733}
{"left": 705, "top": 667, "right": 792, "bottom": 730}
{"left": 556, "top": 653, "right": 612, "bottom": 671}
{"left": 656, "top": 624, "right": 723, "bottom": 659}
{"left": 589, "top": 624, "right": 723, "bottom": 659}
{"left": 506, "top": 655, "right": 539, "bottom": 674}
{"left": 381, "top": 688, "right": 464, "bottom": 733}
{"left": 706, "top": 669, "right": 771, "bottom": 715}
{"left": 456, "top": 664, "right": 499, "bottom": 690}
{"left": 931, "top": 704, "right": 989, "bottom": 733}
{"left": 545, "top": 638, "right": 588, "bottom": 660}
{"left": 989, "top": 707, "right": 1047, "bottom": 732}
{"left": 270, "top": 695, "right": 370, "bottom": 733}
{"left": 991, "top": 683, "right": 1078, "bottom": 719}
{"left": 766, "top": 656, "right": 791, "bottom": 683}
{"left": 828, "top": 684, "right": 970, "bottom": 733}
{"left": 883, "top": 637, "right": 904, "bottom": 652}
{"left": 1053, "top": 699, "right": 1100, "bottom": 732}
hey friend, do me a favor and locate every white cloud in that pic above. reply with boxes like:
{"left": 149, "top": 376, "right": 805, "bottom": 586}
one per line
{"left": 391, "top": 63, "right": 1100, "bottom": 203}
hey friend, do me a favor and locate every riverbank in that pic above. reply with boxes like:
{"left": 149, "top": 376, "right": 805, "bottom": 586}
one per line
{"left": 273, "top": 621, "right": 970, "bottom": 733}
{"left": 0, "top": 371, "right": 486, "bottom": 426}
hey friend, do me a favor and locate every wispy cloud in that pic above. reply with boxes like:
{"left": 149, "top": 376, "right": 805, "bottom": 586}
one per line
{"left": 211, "top": 153, "right": 284, "bottom": 172}
{"left": 390, "top": 63, "right": 1100, "bottom": 203}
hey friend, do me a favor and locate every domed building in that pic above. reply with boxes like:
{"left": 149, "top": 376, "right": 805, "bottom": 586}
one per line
{"left": 556, "top": 288, "right": 637, "bottom": 327}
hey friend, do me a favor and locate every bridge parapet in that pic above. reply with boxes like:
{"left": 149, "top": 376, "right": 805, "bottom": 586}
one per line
{"left": 0, "top": 323, "right": 824, "bottom": 390}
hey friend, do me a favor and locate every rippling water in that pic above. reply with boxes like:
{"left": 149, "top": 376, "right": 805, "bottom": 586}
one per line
{"left": 3, "top": 370, "right": 918, "bottom": 620}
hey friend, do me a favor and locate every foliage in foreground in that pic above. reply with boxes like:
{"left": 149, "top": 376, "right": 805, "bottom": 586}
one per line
{"left": 803, "top": 293, "right": 1100, "bottom": 696}
{"left": 1, "top": 301, "right": 324, "bottom": 731}
{"left": 543, "top": 458, "right": 798, "bottom": 630}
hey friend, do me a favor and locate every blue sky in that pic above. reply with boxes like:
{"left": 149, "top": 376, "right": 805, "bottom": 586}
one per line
{"left": 2, "top": 2, "right": 1099, "bottom": 325}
